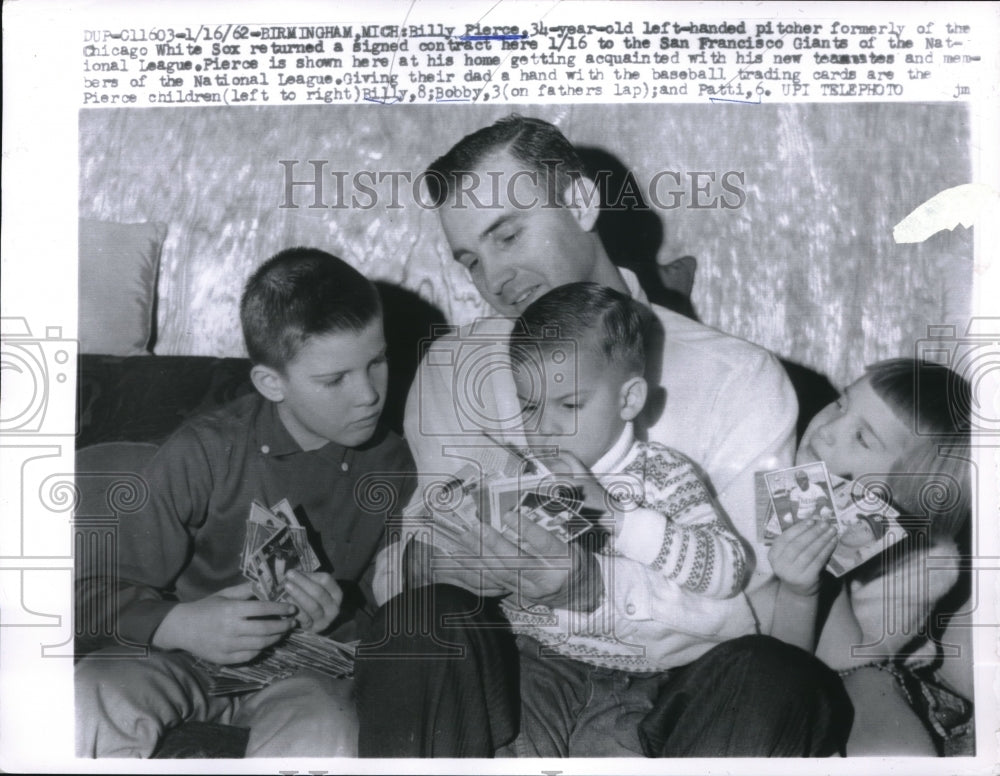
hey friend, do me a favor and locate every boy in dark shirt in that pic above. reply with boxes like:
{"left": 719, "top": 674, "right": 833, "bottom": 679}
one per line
{"left": 75, "top": 248, "right": 414, "bottom": 757}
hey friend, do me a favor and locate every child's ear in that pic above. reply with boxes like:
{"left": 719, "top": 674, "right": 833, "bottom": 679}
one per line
{"left": 619, "top": 376, "right": 648, "bottom": 422}
{"left": 251, "top": 364, "right": 286, "bottom": 403}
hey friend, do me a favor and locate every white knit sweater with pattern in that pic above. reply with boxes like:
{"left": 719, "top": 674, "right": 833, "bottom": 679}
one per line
{"left": 502, "top": 423, "right": 757, "bottom": 672}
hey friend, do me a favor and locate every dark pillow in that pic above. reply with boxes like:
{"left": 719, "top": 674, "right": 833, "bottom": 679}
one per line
{"left": 76, "top": 355, "right": 254, "bottom": 448}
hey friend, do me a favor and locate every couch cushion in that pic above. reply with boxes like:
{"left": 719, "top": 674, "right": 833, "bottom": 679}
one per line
{"left": 79, "top": 219, "right": 167, "bottom": 356}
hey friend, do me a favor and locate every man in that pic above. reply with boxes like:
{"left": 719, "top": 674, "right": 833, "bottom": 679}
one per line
{"left": 355, "top": 116, "right": 851, "bottom": 757}
{"left": 789, "top": 470, "right": 834, "bottom": 522}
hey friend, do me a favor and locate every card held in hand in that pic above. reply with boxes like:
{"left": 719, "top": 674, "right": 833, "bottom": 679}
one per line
{"left": 825, "top": 475, "right": 906, "bottom": 577}
{"left": 755, "top": 466, "right": 906, "bottom": 577}
{"left": 407, "top": 433, "right": 604, "bottom": 551}
{"left": 199, "top": 499, "right": 355, "bottom": 697}
{"left": 240, "top": 499, "right": 321, "bottom": 602}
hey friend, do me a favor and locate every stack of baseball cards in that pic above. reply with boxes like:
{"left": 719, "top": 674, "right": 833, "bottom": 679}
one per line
{"left": 195, "top": 499, "right": 356, "bottom": 695}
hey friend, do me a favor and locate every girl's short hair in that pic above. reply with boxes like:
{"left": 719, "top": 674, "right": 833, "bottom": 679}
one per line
{"left": 864, "top": 358, "right": 972, "bottom": 542}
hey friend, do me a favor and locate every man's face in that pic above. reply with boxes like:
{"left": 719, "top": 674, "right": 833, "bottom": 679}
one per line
{"left": 840, "top": 518, "right": 879, "bottom": 548}
{"left": 796, "top": 472, "right": 810, "bottom": 490}
{"left": 513, "top": 345, "right": 627, "bottom": 469}
{"left": 273, "top": 319, "right": 388, "bottom": 450}
{"left": 796, "top": 376, "right": 916, "bottom": 479}
{"left": 439, "top": 150, "right": 600, "bottom": 317}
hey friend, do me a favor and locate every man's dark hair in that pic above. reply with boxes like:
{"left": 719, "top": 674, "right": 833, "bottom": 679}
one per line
{"left": 425, "top": 114, "right": 587, "bottom": 207}
{"left": 509, "top": 282, "right": 653, "bottom": 376}
{"left": 240, "top": 247, "right": 381, "bottom": 371}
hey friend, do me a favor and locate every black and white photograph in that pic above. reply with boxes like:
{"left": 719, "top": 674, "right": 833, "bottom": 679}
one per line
{"left": 2, "top": 1, "right": 999, "bottom": 773}
{"left": 825, "top": 475, "right": 907, "bottom": 576}
{"left": 765, "top": 462, "right": 836, "bottom": 531}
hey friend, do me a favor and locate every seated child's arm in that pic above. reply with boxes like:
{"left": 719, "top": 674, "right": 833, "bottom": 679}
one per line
{"left": 815, "top": 540, "right": 961, "bottom": 670}
{"left": 812, "top": 585, "right": 864, "bottom": 669}
{"left": 75, "top": 424, "right": 343, "bottom": 663}
{"left": 75, "top": 425, "right": 215, "bottom": 651}
{"left": 153, "top": 574, "right": 343, "bottom": 664}
{"left": 767, "top": 518, "right": 839, "bottom": 652}
{"left": 152, "top": 582, "right": 296, "bottom": 663}
{"left": 542, "top": 446, "right": 747, "bottom": 599}
{"left": 152, "top": 576, "right": 344, "bottom": 665}
{"left": 611, "top": 446, "right": 750, "bottom": 599}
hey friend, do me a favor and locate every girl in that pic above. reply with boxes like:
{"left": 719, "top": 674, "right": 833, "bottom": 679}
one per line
{"left": 767, "top": 358, "right": 973, "bottom": 755}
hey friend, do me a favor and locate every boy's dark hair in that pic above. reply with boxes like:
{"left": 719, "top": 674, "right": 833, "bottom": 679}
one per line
{"left": 425, "top": 114, "right": 586, "bottom": 208}
{"left": 509, "top": 282, "right": 653, "bottom": 376}
{"left": 240, "top": 247, "right": 381, "bottom": 371}
{"left": 865, "top": 358, "right": 972, "bottom": 541}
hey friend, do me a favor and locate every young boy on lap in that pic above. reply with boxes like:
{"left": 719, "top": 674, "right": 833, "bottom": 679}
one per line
{"left": 75, "top": 248, "right": 414, "bottom": 757}
{"left": 363, "top": 282, "right": 852, "bottom": 758}
{"left": 501, "top": 281, "right": 752, "bottom": 673}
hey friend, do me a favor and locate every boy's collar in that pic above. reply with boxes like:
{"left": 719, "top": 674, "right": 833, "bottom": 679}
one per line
{"left": 591, "top": 422, "right": 635, "bottom": 475}
{"left": 255, "top": 397, "right": 350, "bottom": 460}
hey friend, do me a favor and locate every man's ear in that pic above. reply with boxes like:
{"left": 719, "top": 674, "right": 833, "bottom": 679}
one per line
{"left": 619, "top": 376, "right": 648, "bottom": 422}
{"left": 561, "top": 176, "right": 601, "bottom": 232}
{"left": 251, "top": 364, "right": 286, "bottom": 403}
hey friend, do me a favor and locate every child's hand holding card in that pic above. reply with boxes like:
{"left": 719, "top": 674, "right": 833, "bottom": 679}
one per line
{"left": 757, "top": 464, "right": 907, "bottom": 577}
{"left": 825, "top": 476, "right": 906, "bottom": 576}
{"left": 241, "top": 499, "right": 322, "bottom": 602}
